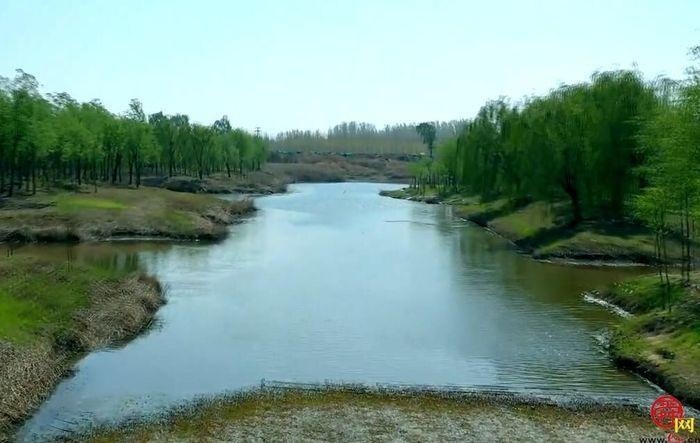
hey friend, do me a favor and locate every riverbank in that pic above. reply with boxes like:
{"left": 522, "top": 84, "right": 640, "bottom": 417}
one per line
{"left": 146, "top": 153, "right": 412, "bottom": 195}
{"left": 598, "top": 273, "right": 700, "bottom": 409}
{"left": 0, "top": 253, "right": 165, "bottom": 442}
{"left": 381, "top": 187, "right": 700, "bottom": 408}
{"left": 81, "top": 387, "right": 659, "bottom": 442}
{"left": 380, "top": 187, "right": 678, "bottom": 264}
{"left": 0, "top": 187, "right": 254, "bottom": 243}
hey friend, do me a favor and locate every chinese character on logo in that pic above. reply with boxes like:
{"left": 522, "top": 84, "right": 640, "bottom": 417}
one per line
{"left": 675, "top": 417, "right": 695, "bottom": 434}
{"left": 651, "top": 394, "right": 685, "bottom": 430}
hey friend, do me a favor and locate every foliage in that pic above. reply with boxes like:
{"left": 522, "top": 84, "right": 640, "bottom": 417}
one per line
{"left": 0, "top": 70, "right": 266, "bottom": 196}
{"left": 271, "top": 120, "right": 465, "bottom": 154}
{"left": 415, "top": 122, "right": 437, "bottom": 158}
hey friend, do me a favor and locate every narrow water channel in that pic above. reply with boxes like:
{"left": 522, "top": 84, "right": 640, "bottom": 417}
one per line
{"left": 18, "top": 183, "right": 658, "bottom": 440}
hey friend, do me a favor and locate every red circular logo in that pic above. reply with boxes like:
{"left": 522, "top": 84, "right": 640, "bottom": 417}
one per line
{"left": 650, "top": 394, "right": 684, "bottom": 430}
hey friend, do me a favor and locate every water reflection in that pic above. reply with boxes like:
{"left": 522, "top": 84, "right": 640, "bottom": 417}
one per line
{"left": 1, "top": 242, "right": 172, "bottom": 273}
{"left": 18, "top": 183, "right": 657, "bottom": 441}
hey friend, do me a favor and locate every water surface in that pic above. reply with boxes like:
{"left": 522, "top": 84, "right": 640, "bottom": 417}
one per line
{"left": 18, "top": 183, "right": 658, "bottom": 440}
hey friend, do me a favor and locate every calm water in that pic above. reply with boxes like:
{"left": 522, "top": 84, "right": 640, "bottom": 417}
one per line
{"left": 18, "top": 183, "right": 658, "bottom": 440}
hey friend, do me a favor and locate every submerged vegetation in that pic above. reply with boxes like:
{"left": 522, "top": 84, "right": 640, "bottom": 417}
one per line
{"left": 82, "top": 386, "right": 657, "bottom": 442}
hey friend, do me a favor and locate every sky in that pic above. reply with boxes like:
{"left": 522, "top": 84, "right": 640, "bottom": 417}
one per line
{"left": 1, "top": 0, "right": 699, "bottom": 135}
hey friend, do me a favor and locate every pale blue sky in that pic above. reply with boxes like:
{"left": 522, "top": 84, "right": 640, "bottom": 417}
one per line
{"left": 1, "top": 0, "right": 699, "bottom": 134}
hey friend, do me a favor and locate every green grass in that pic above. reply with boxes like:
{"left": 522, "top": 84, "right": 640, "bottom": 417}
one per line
{"left": 453, "top": 198, "right": 509, "bottom": 222}
{"left": 0, "top": 186, "right": 252, "bottom": 242}
{"left": 606, "top": 272, "right": 700, "bottom": 407}
{"left": 605, "top": 273, "right": 687, "bottom": 313}
{"left": 487, "top": 201, "right": 559, "bottom": 241}
{"left": 534, "top": 229, "right": 659, "bottom": 260}
{"left": 55, "top": 196, "right": 128, "bottom": 212}
{"left": 0, "top": 255, "right": 126, "bottom": 345}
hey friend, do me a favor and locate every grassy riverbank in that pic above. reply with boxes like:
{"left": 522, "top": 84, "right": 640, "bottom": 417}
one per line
{"left": 83, "top": 388, "right": 659, "bottom": 442}
{"left": 380, "top": 187, "right": 678, "bottom": 264}
{"left": 0, "top": 186, "right": 254, "bottom": 243}
{"left": 600, "top": 273, "right": 700, "bottom": 409}
{"left": 0, "top": 253, "right": 164, "bottom": 442}
{"left": 382, "top": 187, "right": 700, "bottom": 408}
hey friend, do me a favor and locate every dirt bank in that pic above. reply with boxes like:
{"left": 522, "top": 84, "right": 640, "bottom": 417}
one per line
{"left": 0, "top": 255, "right": 165, "bottom": 442}
{"left": 82, "top": 387, "right": 663, "bottom": 442}
{"left": 0, "top": 187, "right": 254, "bottom": 243}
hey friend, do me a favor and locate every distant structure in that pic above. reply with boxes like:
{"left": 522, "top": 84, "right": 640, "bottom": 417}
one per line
{"left": 255, "top": 127, "right": 261, "bottom": 137}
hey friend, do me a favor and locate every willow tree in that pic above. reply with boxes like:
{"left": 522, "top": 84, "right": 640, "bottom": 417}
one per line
{"left": 416, "top": 122, "right": 437, "bottom": 159}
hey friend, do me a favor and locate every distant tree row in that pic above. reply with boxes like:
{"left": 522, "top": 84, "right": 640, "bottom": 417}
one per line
{"left": 271, "top": 120, "right": 466, "bottom": 154}
{"left": 0, "top": 70, "right": 266, "bottom": 196}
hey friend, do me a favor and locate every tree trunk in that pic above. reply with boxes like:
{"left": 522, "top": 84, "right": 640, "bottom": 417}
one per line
{"left": 562, "top": 178, "right": 582, "bottom": 225}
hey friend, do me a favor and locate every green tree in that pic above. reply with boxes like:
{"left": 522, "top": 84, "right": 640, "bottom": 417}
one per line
{"left": 416, "top": 122, "right": 437, "bottom": 159}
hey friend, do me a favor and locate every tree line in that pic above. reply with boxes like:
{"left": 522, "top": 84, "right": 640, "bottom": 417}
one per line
{"left": 0, "top": 70, "right": 266, "bottom": 196}
{"left": 418, "top": 47, "right": 700, "bottom": 291}
{"left": 271, "top": 120, "right": 466, "bottom": 154}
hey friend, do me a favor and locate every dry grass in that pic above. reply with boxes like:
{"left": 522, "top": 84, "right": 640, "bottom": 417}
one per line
{"left": 0, "top": 255, "right": 165, "bottom": 442}
{"left": 0, "top": 187, "right": 254, "bottom": 242}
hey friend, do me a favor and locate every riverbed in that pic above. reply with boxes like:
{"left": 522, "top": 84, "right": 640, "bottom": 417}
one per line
{"left": 17, "top": 183, "right": 659, "bottom": 441}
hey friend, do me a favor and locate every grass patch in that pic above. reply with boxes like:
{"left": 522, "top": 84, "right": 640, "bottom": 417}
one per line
{"left": 0, "top": 186, "right": 254, "bottom": 242}
{"left": 55, "top": 196, "right": 128, "bottom": 212}
{"left": 534, "top": 229, "right": 660, "bottom": 261}
{"left": 605, "top": 273, "right": 686, "bottom": 314}
{"left": 605, "top": 272, "right": 700, "bottom": 408}
{"left": 0, "top": 251, "right": 164, "bottom": 440}
{"left": 380, "top": 188, "right": 678, "bottom": 263}
{"left": 0, "top": 256, "right": 125, "bottom": 346}
{"left": 487, "top": 201, "right": 560, "bottom": 241}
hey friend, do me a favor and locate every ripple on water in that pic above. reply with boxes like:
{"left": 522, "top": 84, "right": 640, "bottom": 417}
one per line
{"left": 17, "top": 183, "right": 657, "bottom": 441}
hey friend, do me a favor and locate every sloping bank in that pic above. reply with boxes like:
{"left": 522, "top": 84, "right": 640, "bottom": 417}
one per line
{"left": 381, "top": 188, "right": 699, "bottom": 409}
{"left": 0, "top": 254, "right": 165, "bottom": 442}
{"left": 0, "top": 186, "right": 255, "bottom": 243}
{"left": 380, "top": 188, "right": 679, "bottom": 264}
{"left": 0, "top": 187, "right": 255, "bottom": 441}
{"left": 597, "top": 274, "right": 700, "bottom": 409}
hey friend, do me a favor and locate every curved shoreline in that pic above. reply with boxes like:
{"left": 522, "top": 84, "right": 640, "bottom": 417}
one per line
{"left": 380, "top": 188, "right": 666, "bottom": 266}
{"left": 0, "top": 263, "right": 166, "bottom": 443}
{"left": 382, "top": 187, "right": 700, "bottom": 412}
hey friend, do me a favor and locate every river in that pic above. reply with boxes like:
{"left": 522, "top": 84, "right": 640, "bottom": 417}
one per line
{"left": 18, "top": 182, "right": 659, "bottom": 440}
